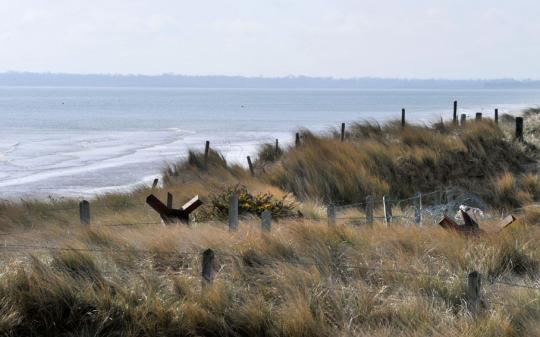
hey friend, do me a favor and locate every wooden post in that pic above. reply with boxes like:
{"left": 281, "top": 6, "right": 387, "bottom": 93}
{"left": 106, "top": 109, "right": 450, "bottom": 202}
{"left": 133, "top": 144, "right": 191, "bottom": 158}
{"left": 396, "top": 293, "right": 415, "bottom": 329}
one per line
{"left": 202, "top": 249, "right": 215, "bottom": 286}
{"left": 327, "top": 204, "right": 336, "bottom": 226}
{"left": 167, "top": 192, "right": 173, "bottom": 209}
{"left": 204, "top": 141, "right": 210, "bottom": 169}
{"left": 340, "top": 123, "right": 345, "bottom": 142}
{"left": 516, "top": 117, "right": 524, "bottom": 141}
{"left": 79, "top": 200, "right": 90, "bottom": 226}
{"left": 295, "top": 133, "right": 300, "bottom": 147}
{"left": 261, "top": 210, "right": 272, "bottom": 232}
{"left": 414, "top": 192, "right": 422, "bottom": 224}
{"left": 460, "top": 114, "right": 466, "bottom": 126}
{"left": 494, "top": 109, "right": 499, "bottom": 124}
{"left": 275, "top": 139, "right": 279, "bottom": 157}
{"left": 152, "top": 178, "right": 159, "bottom": 189}
{"left": 247, "top": 156, "right": 255, "bottom": 177}
{"left": 475, "top": 113, "right": 482, "bottom": 121}
{"left": 467, "top": 271, "right": 482, "bottom": 315}
{"left": 445, "top": 189, "right": 455, "bottom": 204}
{"left": 401, "top": 108, "right": 406, "bottom": 127}
{"left": 453, "top": 101, "right": 458, "bottom": 124}
{"left": 383, "top": 196, "right": 392, "bottom": 225}
{"left": 365, "top": 195, "right": 374, "bottom": 225}
{"left": 228, "top": 192, "right": 239, "bottom": 231}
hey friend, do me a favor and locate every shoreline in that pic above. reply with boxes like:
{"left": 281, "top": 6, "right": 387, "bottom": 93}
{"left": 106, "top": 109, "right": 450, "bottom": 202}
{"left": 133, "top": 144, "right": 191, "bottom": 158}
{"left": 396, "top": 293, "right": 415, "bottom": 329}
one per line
{"left": 0, "top": 96, "right": 536, "bottom": 200}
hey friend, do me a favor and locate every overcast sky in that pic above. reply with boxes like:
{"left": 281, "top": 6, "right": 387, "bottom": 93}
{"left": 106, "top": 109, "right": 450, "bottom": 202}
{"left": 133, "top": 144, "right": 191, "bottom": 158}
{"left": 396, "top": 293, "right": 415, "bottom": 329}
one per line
{"left": 0, "top": 0, "right": 538, "bottom": 79}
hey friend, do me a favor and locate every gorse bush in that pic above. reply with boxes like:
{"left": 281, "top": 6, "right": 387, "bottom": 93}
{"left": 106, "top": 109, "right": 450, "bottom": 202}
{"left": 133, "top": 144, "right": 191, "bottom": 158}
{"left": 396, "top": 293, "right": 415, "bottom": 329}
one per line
{"left": 203, "top": 185, "right": 296, "bottom": 220}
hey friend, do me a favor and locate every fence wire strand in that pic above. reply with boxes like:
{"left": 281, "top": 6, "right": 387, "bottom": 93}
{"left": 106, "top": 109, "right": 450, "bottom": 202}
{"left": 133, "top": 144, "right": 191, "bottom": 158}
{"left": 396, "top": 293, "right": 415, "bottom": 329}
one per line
{"left": 5, "top": 241, "right": 540, "bottom": 313}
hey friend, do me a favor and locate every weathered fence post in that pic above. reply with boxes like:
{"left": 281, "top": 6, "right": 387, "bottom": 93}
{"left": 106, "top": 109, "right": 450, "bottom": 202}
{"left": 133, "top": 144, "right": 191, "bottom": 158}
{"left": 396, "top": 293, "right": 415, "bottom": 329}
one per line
{"left": 204, "top": 140, "right": 210, "bottom": 169}
{"left": 79, "top": 200, "right": 90, "bottom": 226}
{"left": 152, "top": 178, "right": 159, "bottom": 189}
{"left": 340, "top": 123, "right": 345, "bottom": 142}
{"left": 327, "top": 204, "right": 336, "bottom": 226}
{"left": 167, "top": 192, "right": 173, "bottom": 209}
{"left": 202, "top": 249, "right": 215, "bottom": 286}
{"left": 247, "top": 156, "right": 255, "bottom": 177}
{"left": 414, "top": 192, "right": 422, "bottom": 224}
{"left": 516, "top": 117, "right": 524, "bottom": 141}
{"left": 261, "top": 210, "right": 272, "bottom": 232}
{"left": 438, "top": 189, "right": 445, "bottom": 204}
{"left": 295, "top": 133, "right": 300, "bottom": 147}
{"left": 445, "top": 189, "right": 455, "bottom": 204}
{"left": 401, "top": 108, "right": 406, "bottom": 127}
{"left": 467, "top": 271, "right": 482, "bottom": 315}
{"left": 365, "top": 196, "right": 374, "bottom": 225}
{"left": 494, "top": 109, "right": 499, "bottom": 124}
{"left": 453, "top": 101, "right": 458, "bottom": 124}
{"left": 383, "top": 196, "right": 392, "bottom": 225}
{"left": 229, "top": 192, "right": 239, "bottom": 231}
{"left": 475, "top": 113, "right": 482, "bottom": 120}
{"left": 460, "top": 114, "right": 467, "bottom": 126}
{"left": 275, "top": 139, "right": 279, "bottom": 158}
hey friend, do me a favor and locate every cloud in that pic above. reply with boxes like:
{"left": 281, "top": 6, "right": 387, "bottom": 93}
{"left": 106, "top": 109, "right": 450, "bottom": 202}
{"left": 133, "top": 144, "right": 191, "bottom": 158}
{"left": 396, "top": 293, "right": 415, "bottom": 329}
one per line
{"left": 204, "top": 19, "right": 267, "bottom": 35}
{"left": 0, "top": 0, "right": 538, "bottom": 78}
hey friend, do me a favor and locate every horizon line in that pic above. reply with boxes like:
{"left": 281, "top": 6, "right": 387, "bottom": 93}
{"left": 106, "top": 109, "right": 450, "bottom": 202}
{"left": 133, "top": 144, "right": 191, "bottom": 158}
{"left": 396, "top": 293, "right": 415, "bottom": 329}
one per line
{"left": 1, "top": 71, "right": 539, "bottom": 82}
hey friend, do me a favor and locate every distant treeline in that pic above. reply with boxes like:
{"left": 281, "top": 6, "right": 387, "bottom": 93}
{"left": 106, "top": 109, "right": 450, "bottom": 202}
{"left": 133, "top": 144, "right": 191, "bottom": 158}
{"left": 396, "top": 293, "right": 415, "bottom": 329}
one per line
{"left": 1, "top": 72, "right": 539, "bottom": 89}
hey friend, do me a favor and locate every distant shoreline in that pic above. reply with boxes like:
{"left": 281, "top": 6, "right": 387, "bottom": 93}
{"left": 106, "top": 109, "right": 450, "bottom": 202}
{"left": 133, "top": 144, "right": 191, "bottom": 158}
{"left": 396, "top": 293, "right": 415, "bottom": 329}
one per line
{"left": 2, "top": 72, "right": 540, "bottom": 89}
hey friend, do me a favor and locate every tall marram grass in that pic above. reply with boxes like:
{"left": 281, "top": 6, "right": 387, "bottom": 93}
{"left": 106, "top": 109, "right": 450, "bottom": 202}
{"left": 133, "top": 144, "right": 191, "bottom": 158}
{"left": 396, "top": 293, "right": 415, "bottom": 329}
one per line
{"left": 0, "top": 116, "right": 539, "bottom": 336}
{"left": 1, "top": 218, "right": 540, "bottom": 336}
{"left": 266, "top": 121, "right": 532, "bottom": 205}
{"left": 0, "top": 119, "right": 536, "bottom": 232}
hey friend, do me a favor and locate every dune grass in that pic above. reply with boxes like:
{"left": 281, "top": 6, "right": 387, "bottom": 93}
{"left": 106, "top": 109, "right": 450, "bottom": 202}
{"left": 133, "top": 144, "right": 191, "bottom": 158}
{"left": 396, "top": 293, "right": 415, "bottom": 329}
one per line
{"left": 0, "top": 115, "right": 540, "bottom": 335}
{"left": 1, "top": 217, "right": 540, "bottom": 336}
{"left": 1, "top": 117, "right": 536, "bottom": 232}
{"left": 265, "top": 121, "right": 534, "bottom": 207}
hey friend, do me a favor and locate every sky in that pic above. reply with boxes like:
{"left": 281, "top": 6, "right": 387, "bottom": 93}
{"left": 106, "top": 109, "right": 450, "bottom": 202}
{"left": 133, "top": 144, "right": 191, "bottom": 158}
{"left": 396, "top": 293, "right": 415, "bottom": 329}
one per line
{"left": 0, "top": 0, "right": 539, "bottom": 79}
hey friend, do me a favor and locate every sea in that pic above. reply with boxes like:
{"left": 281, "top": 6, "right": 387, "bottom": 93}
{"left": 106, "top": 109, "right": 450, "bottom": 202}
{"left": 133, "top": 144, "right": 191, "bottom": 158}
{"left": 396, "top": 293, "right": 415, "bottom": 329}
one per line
{"left": 0, "top": 86, "right": 539, "bottom": 199}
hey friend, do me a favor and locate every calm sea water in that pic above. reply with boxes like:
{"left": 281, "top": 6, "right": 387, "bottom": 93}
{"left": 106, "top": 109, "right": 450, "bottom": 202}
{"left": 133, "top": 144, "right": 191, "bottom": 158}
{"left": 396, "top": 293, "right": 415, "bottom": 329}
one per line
{"left": 0, "top": 87, "right": 539, "bottom": 198}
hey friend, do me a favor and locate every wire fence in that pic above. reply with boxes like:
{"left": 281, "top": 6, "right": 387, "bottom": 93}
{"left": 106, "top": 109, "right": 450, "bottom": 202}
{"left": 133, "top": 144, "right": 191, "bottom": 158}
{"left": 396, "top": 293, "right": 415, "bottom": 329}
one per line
{"left": 2, "top": 242, "right": 540, "bottom": 313}
{"left": 3, "top": 242, "right": 540, "bottom": 289}
{"left": 329, "top": 186, "right": 539, "bottom": 225}
{"left": 0, "top": 185, "right": 538, "bottom": 236}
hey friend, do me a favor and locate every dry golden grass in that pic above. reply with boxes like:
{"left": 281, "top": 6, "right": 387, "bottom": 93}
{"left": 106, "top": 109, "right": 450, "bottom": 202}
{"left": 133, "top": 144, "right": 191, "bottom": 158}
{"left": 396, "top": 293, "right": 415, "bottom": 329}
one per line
{"left": 1, "top": 218, "right": 540, "bottom": 336}
{"left": 0, "top": 117, "right": 539, "bottom": 336}
{"left": 266, "top": 121, "right": 533, "bottom": 206}
{"left": 0, "top": 119, "right": 535, "bottom": 232}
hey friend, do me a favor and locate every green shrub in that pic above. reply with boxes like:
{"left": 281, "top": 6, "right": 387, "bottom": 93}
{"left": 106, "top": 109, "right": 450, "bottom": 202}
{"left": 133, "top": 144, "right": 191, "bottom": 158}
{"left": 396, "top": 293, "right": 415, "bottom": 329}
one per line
{"left": 207, "top": 185, "right": 295, "bottom": 220}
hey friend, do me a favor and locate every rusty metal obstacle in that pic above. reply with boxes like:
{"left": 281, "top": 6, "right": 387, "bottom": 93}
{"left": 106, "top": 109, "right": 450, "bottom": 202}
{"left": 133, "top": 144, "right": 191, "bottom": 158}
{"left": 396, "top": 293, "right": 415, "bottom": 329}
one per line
{"left": 146, "top": 194, "right": 203, "bottom": 224}
{"left": 438, "top": 210, "right": 516, "bottom": 235}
